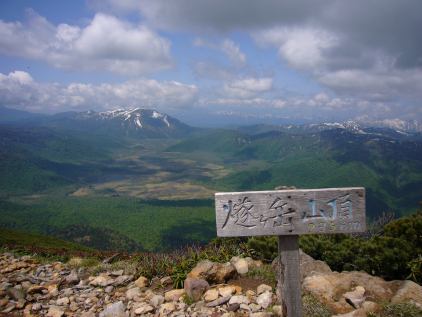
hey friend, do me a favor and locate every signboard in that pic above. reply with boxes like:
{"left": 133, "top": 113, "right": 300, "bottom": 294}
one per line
{"left": 215, "top": 187, "right": 366, "bottom": 237}
{"left": 214, "top": 187, "right": 366, "bottom": 317}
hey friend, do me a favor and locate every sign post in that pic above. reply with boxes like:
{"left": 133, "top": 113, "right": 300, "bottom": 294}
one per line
{"left": 215, "top": 187, "right": 366, "bottom": 317}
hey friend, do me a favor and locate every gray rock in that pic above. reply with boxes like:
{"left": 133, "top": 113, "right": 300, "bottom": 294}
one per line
{"left": 65, "top": 270, "right": 79, "bottom": 285}
{"left": 232, "top": 258, "right": 249, "bottom": 275}
{"left": 257, "top": 284, "right": 272, "bottom": 295}
{"left": 134, "top": 303, "right": 154, "bottom": 315}
{"left": 89, "top": 275, "right": 114, "bottom": 287}
{"left": 134, "top": 276, "right": 149, "bottom": 288}
{"left": 184, "top": 277, "right": 210, "bottom": 302}
{"left": 99, "top": 301, "right": 126, "bottom": 317}
{"left": 46, "top": 305, "right": 65, "bottom": 317}
{"left": 229, "top": 295, "right": 250, "bottom": 305}
{"left": 7, "top": 287, "right": 26, "bottom": 301}
{"left": 256, "top": 291, "right": 272, "bottom": 309}
{"left": 126, "top": 287, "right": 141, "bottom": 300}
{"left": 160, "top": 276, "right": 173, "bottom": 286}
{"left": 150, "top": 294, "right": 165, "bottom": 308}
{"left": 227, "top": 303, "right": 240, "bottom": 311}
{"left": 113, "top": 275, "right": 133, "bottom": 286}
{"left": 56, "top": 297, "right": 70, "bottom": 306}
{"left": 343, "top": 286, "right": 366, "bottom": 309}
{"left": 111, "top": 270, "right": 124, "bottom": 276}
{"left": 206, "top": 296, "right": 231, "bottom": 307}
{"left": 32, "top": 303, "right": 42, "bottom": 311}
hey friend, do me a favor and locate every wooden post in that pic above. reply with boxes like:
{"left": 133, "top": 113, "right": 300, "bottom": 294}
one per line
{"left": 214, "top": 187, "right": 366, "bottom": 316}
{"left": 279, "top": 235, "right": 302, "bottom": 317}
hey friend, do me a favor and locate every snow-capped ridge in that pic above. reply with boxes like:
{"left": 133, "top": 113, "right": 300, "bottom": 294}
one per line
{"left": 80, "top": 107, "right": 173, "bottom": 129}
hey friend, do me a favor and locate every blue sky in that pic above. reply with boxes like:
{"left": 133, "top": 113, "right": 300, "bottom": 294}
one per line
{"left": 0, "top": 0, "right": 421, "bottom": 126}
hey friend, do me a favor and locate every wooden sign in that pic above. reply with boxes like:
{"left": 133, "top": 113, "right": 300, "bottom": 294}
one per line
{"left": 215, "top": 187, "right": 365, "bottom": 237}
{"left": 214, "top": 187, "right": 366, "bottom": 317}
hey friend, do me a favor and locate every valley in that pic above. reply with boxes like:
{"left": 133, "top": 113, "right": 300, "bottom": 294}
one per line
{"left": 1, "top": 107, "right": 422, "bottom": 252}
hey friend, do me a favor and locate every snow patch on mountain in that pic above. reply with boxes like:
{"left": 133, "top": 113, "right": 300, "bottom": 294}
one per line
{"left": 79, "top": 108, "right": 172, "bottom": 129}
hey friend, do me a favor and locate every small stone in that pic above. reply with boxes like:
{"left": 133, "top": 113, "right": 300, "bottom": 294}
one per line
{"left": 7, "top": 287, "right": 26, "bottom": 301}
{"left": 160, "top": 276, "right": 173, "bottom": 286}
{"left": 221, "top": 313, "right": 236, "bottom": 317}
{"left": 343, "top": 286, "right": 366, "bottom": 309}
{"left": 272, "top": 305, "right": 283, "bottom": 316}
{"left": 257, "top": 284, "right": 272, "bottom": 295}
{"left": 126, "top": 287, "right": 141, "bottom": 300}
{"left": 246, "top": 289, "right": 256, "bottom": 301}
{"left": 187, "top": 260, "right": 215, "bottom": 280}
{"left": 240, "top": 303, "right": 251, "bottom": 311}
{"left": 204, "top": 289, "right": 219, "bottom": 302}
{"left": 31, "top": 303, "right": 42, "bottom": 311}
{"left": 165, "top": 289, "right": 186, "bottom": 302}
{"left": 229, "top": 295, "right": 250, "bottom": 305}
{"left": 105, "top": 285, "right": 114, "bottom": 293}
{"left": 206, "top": 296, "right": 231, "bottom": 307}
{"left": 362, "top": 301, "right": 380, "bottom": 313}
{"left": 0, "top": 299, "right": 8, "bottom": 307}
{"left": 56, "top": 297, "right": 70, "bottom": 306}
{"left": 227, "top": 303, "right": 240, "bottom": 311}
{"left": 257, "top": 291, "right": 273, "bottom": 309}
{"left": 215, "top": 262, "right": 237, "bottom": 283}
{"left": 27, "top": 285, "right": 47, "bottom": 294}
{"left": 2, "top": 304, "right": 16, "bottom": 313}
{"left": 48, "top": 284, "right": 59, "bottom": 297}
{"left": 391, "top": 280, "right": 422, "bottom": 306}
{"left": 249, "top": 303, "right": 261, "bottom": 312}
{"left": 250, "top": 312, "right": 273, "bottom": 317}
{"left": 89, "top": 274, "right": 114, "bottom": 287}
{"left": 111, "top": 270, "right": 124, "bottom": 276}
{"left": 332, "top": 309, "right": 367, "bottom": 317}
{"left": 218, "top": 285, "right": 237, "bottom": 297}
{"left": 150, "top": 294, "right": 165, "bottom": 308}
{"left": 159, "top": 302, "right": 176, "bottom": 315}
{"left": 99, "top": 301, "right": 126, "bottom": 317}
{"left": 65, "top": 270, "right": 79, "bottom": 285}
{"left": 113, "top": 275, "right": 133, "bottom": 286}
{"left": 184, "top": 277, "right": 210, "bottom": 302}
{"left": 234, "top": 285, "right": 243, "bottom": 294}
{"left": 144, "top": 289, "right": 155, "bottom": 300}
{"left": 134, "top": 276, "right": 149, "bottom": 288}
{"left": 46, "top": 306, "right": 65, "bottom": 317}
{"left": 134, "top": 304, "right": 154, "bottom": 314}
{"left": 232, "top": 258, "right": 249, "bottom": 275}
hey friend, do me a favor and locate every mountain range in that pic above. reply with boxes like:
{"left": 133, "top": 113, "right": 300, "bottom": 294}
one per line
{"left": 0, "top": 105, "right": 421, "bottom": 251}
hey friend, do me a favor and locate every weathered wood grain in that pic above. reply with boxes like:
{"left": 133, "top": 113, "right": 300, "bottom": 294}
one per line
{"left": 215, "top": 187, "right": 365, "bottom": 237}
{"left": 278, "top": 235, "right": 302, "bottom": 317}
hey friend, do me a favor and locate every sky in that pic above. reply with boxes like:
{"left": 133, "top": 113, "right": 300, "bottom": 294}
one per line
{"left": 0, "top": 0, "right": 421, "bottom": 127}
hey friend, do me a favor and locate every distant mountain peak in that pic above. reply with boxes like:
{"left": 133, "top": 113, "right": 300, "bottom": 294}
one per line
{"left": 310, "top": 120, "right": 367, "bottom": 134}
{"left": 74, "top": 108, "right": 172, "bottom": 130}
{"left": 44, "top": 107, "right": 194, "bottom": 138}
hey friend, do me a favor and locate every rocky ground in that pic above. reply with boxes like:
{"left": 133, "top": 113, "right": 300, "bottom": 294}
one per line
{"left": 0, "top": 251, "right": 421, "bottom": 317}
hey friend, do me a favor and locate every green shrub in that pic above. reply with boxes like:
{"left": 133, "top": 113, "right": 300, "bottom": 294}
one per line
{"left": 380, "top": 302, "right": 422, "bottom": 317}
{"left": 246, "top": 210, "right": 422, "bottom": 282}
{"left": 246, "top": 264, "right": 276, "bottom": 286}
{"left": 303, "top": 294, "right": 332, "bottom": 317}
{"left": 247, "top": 236, "right": 278, "bottom": 261}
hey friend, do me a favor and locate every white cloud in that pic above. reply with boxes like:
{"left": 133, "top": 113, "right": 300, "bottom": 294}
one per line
{"left": 319, "top": 68, "right": 422, "bottom": 99}
{"left": 194, "top": 38, "right": 246, "bottom": 67}
{"left": 224, "top": 77, "right": 273, "bottom": 98}
{"left": 0, "top": 71, "right": 197, "bottom": 112}
{"left": 205, "top": 97, "right": 286, "bottom": 108}
{"left": 0, "top": 11, "right": 172, "bottom": 75}
{"left": 254, "top": 27, "right": 338, "bottom": 70}
{"left": 221, "top": 39, "right": 246, "bottom": 66}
